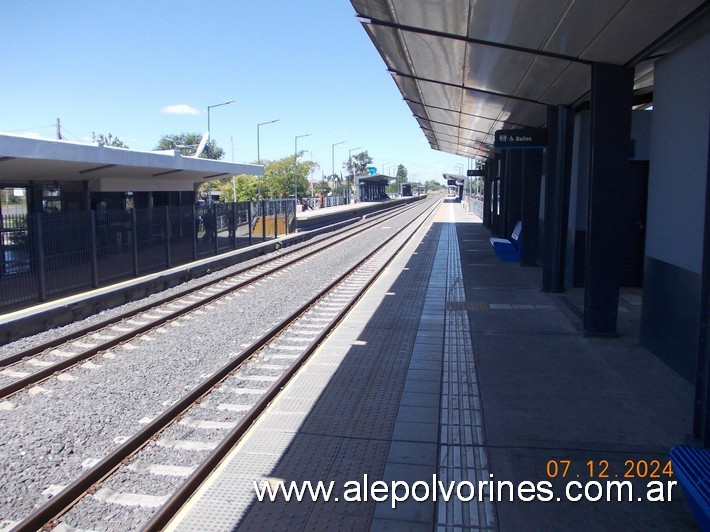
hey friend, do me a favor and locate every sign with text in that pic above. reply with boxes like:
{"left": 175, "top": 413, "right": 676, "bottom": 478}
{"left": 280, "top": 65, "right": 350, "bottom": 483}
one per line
{"left": 466, "top": 169, "right": 486, "bottom": 176}
{"left": 495, "top": 128, "right": 547, "bottom": 149}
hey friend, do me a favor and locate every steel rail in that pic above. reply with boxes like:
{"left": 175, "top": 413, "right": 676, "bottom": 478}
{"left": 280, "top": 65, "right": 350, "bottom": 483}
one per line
{"left": 0, "top": 203, "right": 425, "bottom": 399}
{"left": 11, "top": 198, "right": 441, "bottom": 531}
{"left": 0, "top": 201, "right": 420, "bottom": 368}
{"left": 146, "top": 198, "right": 441, "bottom": 531}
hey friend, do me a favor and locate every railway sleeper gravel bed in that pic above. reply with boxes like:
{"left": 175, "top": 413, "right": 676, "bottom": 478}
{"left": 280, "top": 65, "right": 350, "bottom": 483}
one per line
{"left": 0, "top": 202, "right": 418, "bottom": 363}
{"left": 0, "top": 197, "right": 440, "bottom": 530}
{"left": 0, "top": 204, "right": 423, "bottom": 397}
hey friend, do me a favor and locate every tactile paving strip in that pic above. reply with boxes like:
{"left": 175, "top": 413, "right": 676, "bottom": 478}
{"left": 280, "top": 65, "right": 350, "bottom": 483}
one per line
{"left": 437, "top": 205, "right": 497, "bottom": 530}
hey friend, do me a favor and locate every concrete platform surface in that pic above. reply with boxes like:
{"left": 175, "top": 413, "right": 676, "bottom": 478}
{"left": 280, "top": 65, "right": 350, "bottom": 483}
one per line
{"left": 166, "top": 200, "right": 696, "bottom": 531}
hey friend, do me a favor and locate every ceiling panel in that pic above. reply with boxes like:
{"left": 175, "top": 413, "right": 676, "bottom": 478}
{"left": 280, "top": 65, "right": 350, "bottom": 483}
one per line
{"left": 431, "top": 123, "right": 461, "bottom": 139}
{"left": 405, "top": 100, "right": 428, "bottom": 119}
{"left": 463, "top": 43, "right": 537, "bottom": 96}
{"left": 350, "top": 0, "right": 393, "bottom": 23}
{"left": 417, "top": 80, "right": 463, "bottom": 113}
{"left": 541, "top": 0, "right": 628, "bottom": 57}
{"left": 512, "top": 56, "right": 575, "bottom": 103}
{"left": 364, "top": 25, "right": 412, "bottom": 75}
{"left": 426, "top": 107, "right": 458, "bottom": 125}
{"left": 505, "top": 101, "right": 548, "bottom": 129}
{"left": 391, "top": 73, "right": 423, "bottom": 103}
{"left": 538, "top": 61, "right": 591, "bottom": 106}
{"left": 390, "top": 0, "right": 469, "bottom": 35}
{"left": 459, "top": 113, "right": 499, "bottom": 134}
{"left": 352, "top": 0, "right": 708, "bottom": 160}
{"left": 467, "top": 0, "right": 573, "bottom": 50}
{"left": 403, "top": 32, "right": 466, "bottom": 84}
{"left": 579, "top": 0, "right": 706, "bottom": 63}
{"left": 460, "top": 91, "right": 511, "bottom": 122}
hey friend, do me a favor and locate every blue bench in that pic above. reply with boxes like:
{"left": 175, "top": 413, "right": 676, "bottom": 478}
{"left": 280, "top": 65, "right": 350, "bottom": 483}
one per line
{"left": 670, "top": 446, "right": 710, "bottom": 531}
{"left": 490, "top": 220, "right": 521, "bottom": 262}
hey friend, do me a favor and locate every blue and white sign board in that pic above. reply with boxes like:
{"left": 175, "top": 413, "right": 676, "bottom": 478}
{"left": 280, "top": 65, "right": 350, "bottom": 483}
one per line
{"left": 368, "top": 167, "right": 377, "bottom": 175}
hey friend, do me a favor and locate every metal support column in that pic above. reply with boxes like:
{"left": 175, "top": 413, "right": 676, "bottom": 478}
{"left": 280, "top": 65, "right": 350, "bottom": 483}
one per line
{"left": 542, "top": 105, "right": 574, "bottom": 292}
{"left": 131, "top": 208, "right": 139, "bottom": 277}
{"left": 165, "top": 206, "right": 172, "bottom": 268}
{"left": 506, "top": 149, "right": 523, "bottom": 240}
{"left": 693, "top": 127, "right": 710, "bottom": 446}
{"left": 497, "top": 154, "right": 509, "bottom": 237}
{"left": 491, "top": 178, "right": 500, "bottom": 236}
{"left": 482, "top": 160, "right": 492, "bottom": 229}
{"left": 583, "top": 63, "right": 634, "bottom": 336}
{"left": 90, "top": 211, "right": 99, "bottom": 288}
{"left": 520, "top": 149, "right": 543, "bottom": 266}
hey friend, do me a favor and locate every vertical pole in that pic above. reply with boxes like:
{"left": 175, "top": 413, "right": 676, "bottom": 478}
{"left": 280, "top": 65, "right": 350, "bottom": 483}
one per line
{"left": 131, "top": 208, "right": 139, "bottom": 276}
{"left": 34, "top": 214, "right": 47, "bottom": 302}
{"left": 261, "top": 200, "right": 266, "bottom": 242}
{"left": 483, "top": 160, "right": 492, "bottom": 228}
{"left": 274, "top": 201, "right": 278, "bottom": 240}
{"left": 90, "top": 210, "right": 99, "bottom": 287}
{"left": 498, "top": 152, "right": 509, "bottom": 237}
{"left": 248, "top": 202, "right": 253, "bottom": 247}
{"left": 165, "top": 206, "right": 172, "bottom": 268}
{"left": 192, "top": 204, "right": 198, "bottom": 261}
{"left": 583, "top": 63, "right": 634, "bottom": 336}
{"left": 693, "top": 128, "right": 710, "bottom": 446}
{"left": 232, "top": 201, "right": 237, "bottom": 250}
{"left": 506, "top": 149, "right": 523, "bottom": 236}
{"left": 542, "top": 105, "right": 574, "bottom": 291}
{"left": 213, "top": 207, "right": 219, "bottom": 256}
{"left": 520, "top": 149, "right": 543, "bottom": 267}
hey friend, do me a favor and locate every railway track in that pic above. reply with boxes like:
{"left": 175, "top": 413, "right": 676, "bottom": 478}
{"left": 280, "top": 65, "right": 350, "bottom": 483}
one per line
{"left": 0, "top": 201, "right": 423, "bottom": 399}
{"left": 3, "top": 197, "right": 441, "bottom": 531}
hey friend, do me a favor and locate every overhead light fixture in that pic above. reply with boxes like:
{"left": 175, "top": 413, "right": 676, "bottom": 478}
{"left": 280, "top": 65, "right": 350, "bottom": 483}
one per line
{"left": 355, "top": 15, "right": 372, "bottom": 24}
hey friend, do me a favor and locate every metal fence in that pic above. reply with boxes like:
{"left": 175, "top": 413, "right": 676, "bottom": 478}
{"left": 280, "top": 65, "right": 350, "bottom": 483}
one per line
{"left": 0, "top": 199, "right": 295, "bottom": 312}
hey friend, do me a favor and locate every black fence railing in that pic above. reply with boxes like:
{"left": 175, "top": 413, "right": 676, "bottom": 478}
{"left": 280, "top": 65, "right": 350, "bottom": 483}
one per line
{"left": 0, "top": 200, "right": 296, "bottom": 312}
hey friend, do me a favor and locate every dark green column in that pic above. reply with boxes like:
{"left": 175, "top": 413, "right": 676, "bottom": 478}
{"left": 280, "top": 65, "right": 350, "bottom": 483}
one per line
{"left": 543, "top": 105, "right": 574, "bottom": 292}
{"left": 583, "top": 63, "right": 634, "bottom": 336}
{"left": 521, "top": 149, "right": 543, "bottom": 266}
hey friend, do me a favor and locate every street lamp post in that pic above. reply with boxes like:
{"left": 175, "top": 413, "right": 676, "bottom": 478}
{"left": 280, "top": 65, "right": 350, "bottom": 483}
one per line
{"left": 331, "top": 141, "right": 345, "bottom": 196}
{"left": 206, "top": 100, "right": 234, "bottom": 204}
{"left": 294, "top": 133, "right": 311, "bottom": 199}
{"left": 207, "top": 100, "right": 235, "bottom": 156}
{"left": 347, "top": 147, "right": 361, "bottom": 204}
{"left": 257, "top": 119, "right": 279, "bottom": 199}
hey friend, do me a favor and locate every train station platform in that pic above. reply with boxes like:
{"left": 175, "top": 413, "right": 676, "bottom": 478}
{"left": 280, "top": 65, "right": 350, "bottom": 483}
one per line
{"left": 167, "top": 201, "right": 698, "bottom": 530}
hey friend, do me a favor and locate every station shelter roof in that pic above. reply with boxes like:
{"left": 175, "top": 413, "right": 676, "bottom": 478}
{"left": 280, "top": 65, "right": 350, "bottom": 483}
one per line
{"left": 0, "top": 134, "right": 264, "bottom": 192}
{"left": 351, "top": 0, "right": 709, "bottom": 162}
{"left": 443, "top": 173, "right": 465, "bottom": 185}
{"left": 355, "top": 173, "right": 390, "bottom": 185}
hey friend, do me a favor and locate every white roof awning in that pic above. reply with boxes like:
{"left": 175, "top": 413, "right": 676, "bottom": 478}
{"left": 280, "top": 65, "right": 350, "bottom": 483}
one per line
{"left": 0, "top": 134, "right": 263, "bottom": 192}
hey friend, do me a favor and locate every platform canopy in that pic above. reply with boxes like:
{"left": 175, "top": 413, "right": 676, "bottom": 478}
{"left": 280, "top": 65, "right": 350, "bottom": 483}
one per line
{"left": 442, "top": 173, "right": 465, "bottom": 185}
{"left": 0, "top": 134, "right": 264, "bottom": 192}
{"left": 351, "top": 0, "right": 709, "bottom": 162}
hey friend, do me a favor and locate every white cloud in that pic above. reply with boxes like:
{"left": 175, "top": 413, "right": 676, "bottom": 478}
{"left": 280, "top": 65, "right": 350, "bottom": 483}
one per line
{"left": 161, "top": 104, "right": 201, "bottom": 116}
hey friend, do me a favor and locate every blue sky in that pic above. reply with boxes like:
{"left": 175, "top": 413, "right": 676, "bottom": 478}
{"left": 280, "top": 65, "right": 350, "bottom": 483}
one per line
{"left": 0, "top": 1, "right": 468, "bottom": 183}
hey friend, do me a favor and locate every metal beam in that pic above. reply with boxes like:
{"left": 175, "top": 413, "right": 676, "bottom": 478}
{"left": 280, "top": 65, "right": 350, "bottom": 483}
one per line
{"left": 359, "top": 15, "right": 594, "bottom": 66}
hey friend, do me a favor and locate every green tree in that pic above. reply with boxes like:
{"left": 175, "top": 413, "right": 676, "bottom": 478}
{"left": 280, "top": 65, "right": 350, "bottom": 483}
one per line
{"left": 343, "top": 151, "right": 373, "bottom": 177}
{"left": 387, "top": 164, "right": 408, "bottom": 194}
{"left": 155, "top": 132, "right": 225, "bottom": 160}
{"left": 93, "top": 132, "right": 128, "bottom": 148}
{"left": 218, "top": 175, "right": 259, "bottom": 202}
{"left": 426, "top": 179, "right": 442, "bottom": 192}
{"left": 261, "top": 153, "right": 319, "bottom": 198}
{"left": 395, "top": 164, "right": 408, "bottom": 183}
